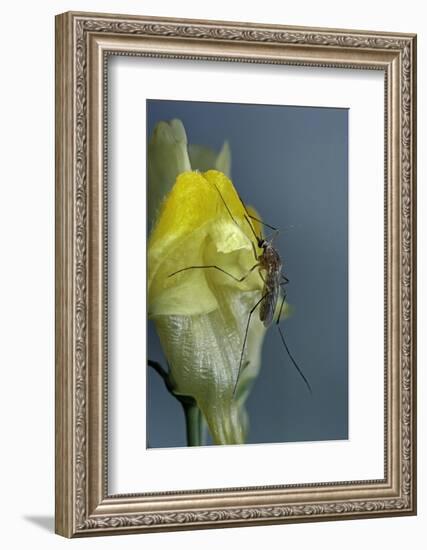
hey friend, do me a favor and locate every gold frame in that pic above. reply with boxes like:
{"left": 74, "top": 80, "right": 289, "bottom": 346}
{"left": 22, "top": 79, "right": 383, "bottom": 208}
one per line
{"left": 55, "top": 11, "right": 417, "bottom": 538}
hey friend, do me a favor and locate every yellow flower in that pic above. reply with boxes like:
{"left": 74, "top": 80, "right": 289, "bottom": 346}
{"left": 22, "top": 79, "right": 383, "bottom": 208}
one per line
{"left": 148, "top": 168, "right": 267, "bottom": 445}
{"left": 148, "top": 119, "right": 230, "bottom": 230}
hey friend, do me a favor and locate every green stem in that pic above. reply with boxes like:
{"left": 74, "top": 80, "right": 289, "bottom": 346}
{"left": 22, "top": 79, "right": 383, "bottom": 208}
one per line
{"left": 148, "top": 359, "right": 203, "bottom": 447}
{"left": 183, "top": 403, "right": 202, "bottom": 446}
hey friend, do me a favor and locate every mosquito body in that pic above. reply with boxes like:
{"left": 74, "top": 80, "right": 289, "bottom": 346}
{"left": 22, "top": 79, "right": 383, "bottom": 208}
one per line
{"left": 235, "top": 215, "right": 311, "bottom": 397}
{"left": 168, "top": 184, "right": 311, "bottom": 396}
{"left": 257, "top": 238, "right": 283, "bottom": 328}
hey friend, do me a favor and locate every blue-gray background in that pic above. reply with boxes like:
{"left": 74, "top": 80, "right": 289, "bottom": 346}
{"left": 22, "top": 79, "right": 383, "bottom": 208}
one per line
{"left": 147, "top": 99, "right": 348, "bottom": 447}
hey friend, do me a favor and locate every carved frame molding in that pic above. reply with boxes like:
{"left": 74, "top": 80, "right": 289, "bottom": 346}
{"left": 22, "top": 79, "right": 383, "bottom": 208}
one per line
{"left": 55, "top": 11, "right": 416, "bottom": 537}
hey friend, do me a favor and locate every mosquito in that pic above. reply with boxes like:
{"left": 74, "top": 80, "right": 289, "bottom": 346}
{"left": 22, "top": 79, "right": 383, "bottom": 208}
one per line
{"left": 168, "top": 185, "right": 312, "bottom": 397}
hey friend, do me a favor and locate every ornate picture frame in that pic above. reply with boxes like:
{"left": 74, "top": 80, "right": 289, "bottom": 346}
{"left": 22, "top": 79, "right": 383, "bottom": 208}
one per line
{"left": 55, "top": 11, "right": 417, "bottom": 537}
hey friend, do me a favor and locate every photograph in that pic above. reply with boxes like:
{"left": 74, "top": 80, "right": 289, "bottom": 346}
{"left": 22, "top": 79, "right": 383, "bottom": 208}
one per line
{"left": 0, "top": 0, "right": 421, "bottom": 544}
{"left": 54, "top": 10, "right": 416, "bottom": 537}
{"left": 146, "top": 99, "right": 349, "bottom": 448}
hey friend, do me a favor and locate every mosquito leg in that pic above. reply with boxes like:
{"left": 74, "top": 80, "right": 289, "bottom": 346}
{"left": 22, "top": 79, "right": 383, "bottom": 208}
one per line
{"left": 251, "top": 241, "right": 259, "bottom": 261}
{"left": 233, "top": 291, "right": 270, "bottom": 396}
{"left": 213, "top": 183, "right": 238, "bottom": 226}
{"left": 277, "top": 327, "right": 312, "bottom": 395}
{"left": 244, "top": 214, "right": 261, "bottom": 243}
{"left": 249, "top": 215, "right": 298, "bottom": 234}
{"left": 247, "top": 214, "right": 277, "bottom": 232}
{"left": 214, "top": 186, "right": 271, "bottom": 255}
{"left": 276, "top": 291, "right": 287, "bottom": 325}
{"left": 275, "top": 276, "right": 290, "bottom": 324}
{"left": 236, "top": 192, "right": 271, "bottom": 238}
{"left": 211, "top": 185, "right": 263, "bottom": 258}
{"left": 168, "top": 263, "right": 260, "bottom": 283}
{"left": 235, "top": 191, "right": 280, "bottom": 246}
{"left": 276, "top": 277, "right": 311, "bottom": 394}
{"left": 254, "top": 227, "right": 280, "bottom": 244}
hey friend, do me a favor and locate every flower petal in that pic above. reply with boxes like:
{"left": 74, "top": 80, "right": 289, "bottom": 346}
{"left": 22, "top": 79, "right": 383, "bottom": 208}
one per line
{"left": 148, "top": 119, "right": 192, "bottom": 229}
{"left": 148, "top": 162, "right": 268, "bottom": 445}
{"left": 148, "top": 170, "right": 262, "bottom": 317}
{"left": 154, "top": 287, "right": 265, "bottom": 445}
{"left": 188, "top": 141, "right": 231, "bottom": 177}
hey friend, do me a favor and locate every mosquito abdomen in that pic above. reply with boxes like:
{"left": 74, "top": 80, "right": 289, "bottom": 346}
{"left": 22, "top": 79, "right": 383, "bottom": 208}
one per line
{"left": 260, "top": 275, "right": 280, "bottom": 327}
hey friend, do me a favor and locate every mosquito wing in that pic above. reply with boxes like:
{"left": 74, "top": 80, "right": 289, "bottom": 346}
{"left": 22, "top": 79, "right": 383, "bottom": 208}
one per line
{"left": 259, "top": 278, "right": 279, "bottom": 328}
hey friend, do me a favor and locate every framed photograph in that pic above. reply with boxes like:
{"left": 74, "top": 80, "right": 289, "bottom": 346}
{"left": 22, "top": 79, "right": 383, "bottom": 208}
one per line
{"left": 55, "top": 11, "right": 417, "bottom": 537}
